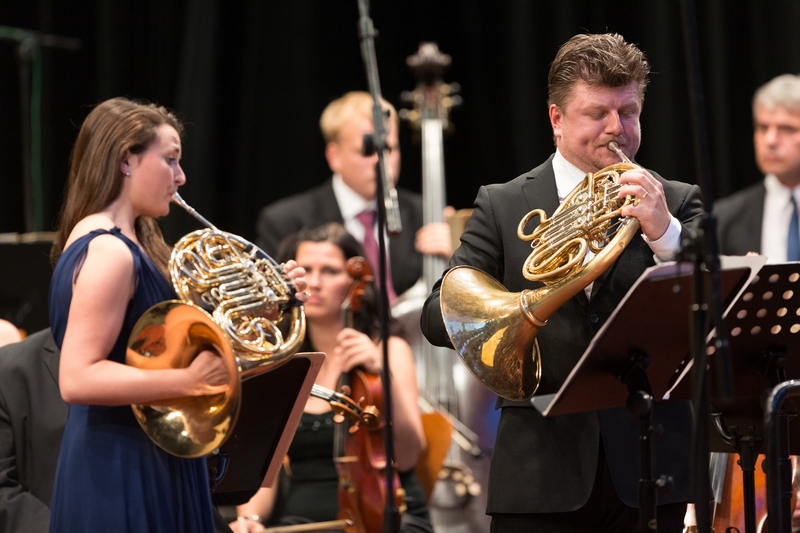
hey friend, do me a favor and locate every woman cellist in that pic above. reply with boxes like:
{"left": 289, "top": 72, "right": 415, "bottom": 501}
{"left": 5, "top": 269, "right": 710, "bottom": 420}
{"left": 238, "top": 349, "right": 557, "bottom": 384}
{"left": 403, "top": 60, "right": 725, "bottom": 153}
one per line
{"left": 230, "top": 223, "right": 432, "bottom": 533}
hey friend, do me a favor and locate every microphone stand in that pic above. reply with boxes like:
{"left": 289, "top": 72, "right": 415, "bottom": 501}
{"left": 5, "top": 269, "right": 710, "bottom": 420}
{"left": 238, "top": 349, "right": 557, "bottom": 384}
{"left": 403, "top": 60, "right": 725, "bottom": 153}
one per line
{"left": 0, "top": 26, "right": 81, "bottom": 233}
{"left": 679, "top": 1, "right": 734, "bottom": 531}
{"left": 355, "top": 1, "right": 401, "bottom": 531}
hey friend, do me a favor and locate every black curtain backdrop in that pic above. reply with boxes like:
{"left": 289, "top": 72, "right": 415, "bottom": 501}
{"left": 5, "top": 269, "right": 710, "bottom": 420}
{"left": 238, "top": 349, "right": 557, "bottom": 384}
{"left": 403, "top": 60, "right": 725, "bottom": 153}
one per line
{"left": 2, "top": 0, "right": 800, "bottom": 247}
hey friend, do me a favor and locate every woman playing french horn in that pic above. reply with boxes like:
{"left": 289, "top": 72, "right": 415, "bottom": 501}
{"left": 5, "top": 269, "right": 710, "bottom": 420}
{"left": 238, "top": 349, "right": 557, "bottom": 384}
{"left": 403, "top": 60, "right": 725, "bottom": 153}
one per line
{"left": 47, "top": 97, "right": 309, "bottom": 533}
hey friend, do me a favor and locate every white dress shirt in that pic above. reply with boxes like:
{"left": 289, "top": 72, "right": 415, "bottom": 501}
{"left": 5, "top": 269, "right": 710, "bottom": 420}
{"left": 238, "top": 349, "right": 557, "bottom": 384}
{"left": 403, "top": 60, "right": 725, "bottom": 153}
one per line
{"left": 332, "top": 174, "right": 376, "bottom": 241}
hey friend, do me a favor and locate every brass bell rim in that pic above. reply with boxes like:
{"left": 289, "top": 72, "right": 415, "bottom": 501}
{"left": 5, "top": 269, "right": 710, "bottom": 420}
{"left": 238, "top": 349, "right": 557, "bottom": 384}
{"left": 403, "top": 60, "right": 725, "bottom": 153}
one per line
{"left": 440, "top": 266, "right": 542, "bottom": 401}
{"left": 126, "top": 299, "right": 242, "bottom": 458}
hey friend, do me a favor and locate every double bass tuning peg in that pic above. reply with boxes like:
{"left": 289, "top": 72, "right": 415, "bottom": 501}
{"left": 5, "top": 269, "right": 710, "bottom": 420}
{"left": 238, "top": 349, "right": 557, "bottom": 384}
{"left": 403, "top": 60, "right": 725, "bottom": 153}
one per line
{"left": 398, "top": 108, "right": 419, "bottom": 123}
{"left": 399, "top": 43, "right": 461, "bottom": 133}
{"left": 400, "top": 90, "right": 416, "bottom": 104}
{"left": 441, "top": 82, "right": 461, "bottom": 96}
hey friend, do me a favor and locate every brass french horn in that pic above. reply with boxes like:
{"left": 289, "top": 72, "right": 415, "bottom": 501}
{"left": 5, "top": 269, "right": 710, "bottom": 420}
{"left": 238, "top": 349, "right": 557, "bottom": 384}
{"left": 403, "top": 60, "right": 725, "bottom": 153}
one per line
{"left": 126, "top": 193, "right": 307, "bottom": 457}
{"left": 440, "top": 142, "right": 643, "bottom": 401}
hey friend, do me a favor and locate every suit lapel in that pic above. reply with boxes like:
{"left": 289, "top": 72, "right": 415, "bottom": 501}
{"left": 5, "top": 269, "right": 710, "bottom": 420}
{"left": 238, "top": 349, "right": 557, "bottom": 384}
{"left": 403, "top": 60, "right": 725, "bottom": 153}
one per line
{"left": 520, "top": 157, "right": 560, "bottom": 219}
{"left": 42, "top": 333, "right": 60, "bottom": 387}
{"left": 389, "top": 203, "right": 415, "bottom": 291}
{"left": 520, "top": 158, "right": 590, "bottom": 307}
{"left": 737, "top": 185, "right": 765, "bottom": 252}
{"left": 321, "top": 179, "right": 346, "bottom": 225}
{"left": 588, "top": 216, "right": 629, "bottom": 299}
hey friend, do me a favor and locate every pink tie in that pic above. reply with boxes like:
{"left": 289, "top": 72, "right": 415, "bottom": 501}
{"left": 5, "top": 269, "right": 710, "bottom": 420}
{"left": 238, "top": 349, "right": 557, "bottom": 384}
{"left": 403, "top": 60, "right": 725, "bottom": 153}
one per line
{"left": 355, "top": 209, "right": 397, "bottom": 302}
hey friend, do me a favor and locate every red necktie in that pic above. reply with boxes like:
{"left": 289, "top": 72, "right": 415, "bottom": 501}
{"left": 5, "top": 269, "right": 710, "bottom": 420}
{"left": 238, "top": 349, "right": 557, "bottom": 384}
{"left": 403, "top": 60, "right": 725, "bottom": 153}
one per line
{"left": 356, "top": 209, "right": 397, "bottom": 302}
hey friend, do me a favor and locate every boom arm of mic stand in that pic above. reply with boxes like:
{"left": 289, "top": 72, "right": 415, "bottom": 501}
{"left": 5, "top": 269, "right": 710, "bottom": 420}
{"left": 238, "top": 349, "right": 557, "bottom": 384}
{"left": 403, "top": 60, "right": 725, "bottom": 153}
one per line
{"left": 356, "top": 1, "right": 401, "bottom": 531}
{"left": 356, "top": 0, "right": 402, "bottom": 236}
{"left": 680, "top": 1, "right": 735, "bottom": 530}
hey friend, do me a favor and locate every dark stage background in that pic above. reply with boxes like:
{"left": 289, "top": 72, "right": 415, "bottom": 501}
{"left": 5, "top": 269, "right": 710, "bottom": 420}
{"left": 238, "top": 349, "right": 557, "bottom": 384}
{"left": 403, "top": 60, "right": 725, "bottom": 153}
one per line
{"left": 2, "top": 0, "right": 800, "bottom": 329}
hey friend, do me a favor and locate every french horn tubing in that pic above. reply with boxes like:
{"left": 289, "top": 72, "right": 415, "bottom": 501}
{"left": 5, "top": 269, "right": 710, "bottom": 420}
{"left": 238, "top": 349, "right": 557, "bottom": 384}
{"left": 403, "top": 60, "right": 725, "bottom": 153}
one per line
{"left": 125, "top": 193, "right": 307, "bottom": 458}
{"left": 440, "top": 141, "right": 642, "bottom": 401}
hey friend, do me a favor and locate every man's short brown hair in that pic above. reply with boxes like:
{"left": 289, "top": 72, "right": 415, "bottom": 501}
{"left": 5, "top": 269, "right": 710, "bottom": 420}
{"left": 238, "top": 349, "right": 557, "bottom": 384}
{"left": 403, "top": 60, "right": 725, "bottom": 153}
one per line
{"left": 548, "top": 33, "right": 650, "bottom": 110}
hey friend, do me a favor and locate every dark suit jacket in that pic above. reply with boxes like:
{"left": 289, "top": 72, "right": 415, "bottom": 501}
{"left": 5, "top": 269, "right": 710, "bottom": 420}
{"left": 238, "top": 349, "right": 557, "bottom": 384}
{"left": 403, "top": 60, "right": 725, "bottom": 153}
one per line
{"left": 0, "top": 329, "right": 66, "bottom": 532}
{"left": 255, "top": 178, "right": 424, "bottom": 296}
{"left": 421, "top": 155, "right": 704, "bottom": 513}
{"left": 714, "top": 181, "right": 765, "bottom": 256}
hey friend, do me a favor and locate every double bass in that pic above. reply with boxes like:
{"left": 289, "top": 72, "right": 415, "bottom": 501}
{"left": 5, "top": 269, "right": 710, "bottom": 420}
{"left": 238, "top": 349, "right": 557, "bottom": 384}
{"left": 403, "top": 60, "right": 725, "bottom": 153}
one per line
{"left": 394, "top": 42, "right": 491, "bottom": 532}
{"left": 335, "top": 256, "right": 406, "bottom": 533}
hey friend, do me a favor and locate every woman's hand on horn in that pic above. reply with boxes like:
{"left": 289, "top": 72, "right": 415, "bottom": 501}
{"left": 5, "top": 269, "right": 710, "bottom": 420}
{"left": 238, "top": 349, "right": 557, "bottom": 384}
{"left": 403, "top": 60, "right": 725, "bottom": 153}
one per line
{"left": 617, "top": 167, "right": 671, "bottom": 241}
{"left": 186, "top": 350, "right": 230, "bottom": 396}
{"left": 283, "top": 259, "right": 309, "bottom": 302}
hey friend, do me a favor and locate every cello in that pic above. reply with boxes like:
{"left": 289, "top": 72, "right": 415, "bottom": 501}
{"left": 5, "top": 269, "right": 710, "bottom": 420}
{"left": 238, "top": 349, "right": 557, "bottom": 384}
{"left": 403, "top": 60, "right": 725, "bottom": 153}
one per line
{"left": 684, "top": 452, "right": 798, "bottom": 532}
{"left": 712, "top": 453, "right": 797, "bottom": 533}
{"left": 334, "top": 256, "right": 406, "bottom": 533}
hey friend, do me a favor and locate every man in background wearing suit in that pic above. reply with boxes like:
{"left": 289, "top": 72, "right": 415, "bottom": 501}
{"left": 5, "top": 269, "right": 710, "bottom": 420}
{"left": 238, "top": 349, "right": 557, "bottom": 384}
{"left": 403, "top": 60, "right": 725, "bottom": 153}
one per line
{"left": 0, "top": 329, "right": 66, "bottom": 532}
{"left": 255, "top": 91, "right": 452, "bottom": 299}
{"left": 715, "top": 74, "right": 800, "bottom": 261}
{"left": 714, "top": 73, "right": 800, "bottom": 531}
{"left": 421, "top": 33, "right": 704, "bottom": 532}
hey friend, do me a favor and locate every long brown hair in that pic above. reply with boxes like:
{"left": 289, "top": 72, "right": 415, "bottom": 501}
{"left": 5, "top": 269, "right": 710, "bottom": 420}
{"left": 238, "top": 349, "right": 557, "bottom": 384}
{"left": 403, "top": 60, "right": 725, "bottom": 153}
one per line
{"left": 51, "top": 97, "right": 184, "bottom": 274}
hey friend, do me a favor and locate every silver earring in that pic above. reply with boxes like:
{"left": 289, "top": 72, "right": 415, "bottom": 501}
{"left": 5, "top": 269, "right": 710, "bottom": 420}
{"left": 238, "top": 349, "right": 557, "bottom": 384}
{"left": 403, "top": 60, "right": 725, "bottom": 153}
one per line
{"left": 125, "top": 170, "right": 130, "bottom": 176}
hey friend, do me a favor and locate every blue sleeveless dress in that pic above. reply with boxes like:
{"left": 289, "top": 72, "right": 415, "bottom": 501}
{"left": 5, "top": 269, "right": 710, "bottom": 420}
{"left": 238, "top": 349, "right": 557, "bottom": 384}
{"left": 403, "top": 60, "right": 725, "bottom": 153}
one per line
{"left": 48, "top": 228, "right": 215, "bottom": 533}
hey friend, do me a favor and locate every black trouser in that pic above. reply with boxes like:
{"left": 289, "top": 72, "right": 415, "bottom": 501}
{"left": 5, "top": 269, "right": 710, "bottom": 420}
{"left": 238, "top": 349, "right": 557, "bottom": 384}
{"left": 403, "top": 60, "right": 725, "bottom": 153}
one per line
{"left": 490, "top": 444, "right": 686, "bottom": 533}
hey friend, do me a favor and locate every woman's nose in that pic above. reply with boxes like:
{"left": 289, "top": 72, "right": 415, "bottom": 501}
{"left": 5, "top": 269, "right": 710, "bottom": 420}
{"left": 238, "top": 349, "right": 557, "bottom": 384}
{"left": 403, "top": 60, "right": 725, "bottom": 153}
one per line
{"left": 306, "top": 270, "right": 320, "bottom": 289}
{"left": 175, "top": 165, "right": 187, "bottom": 186}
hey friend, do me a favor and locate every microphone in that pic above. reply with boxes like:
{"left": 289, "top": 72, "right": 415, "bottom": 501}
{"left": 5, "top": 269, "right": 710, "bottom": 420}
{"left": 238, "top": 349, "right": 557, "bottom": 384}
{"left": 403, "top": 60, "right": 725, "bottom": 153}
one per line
{"left": 363, "top": 130, "right": 402, "bottom": 235}
{"left": 377, "top": 139, "right": 402, "bottom": 235}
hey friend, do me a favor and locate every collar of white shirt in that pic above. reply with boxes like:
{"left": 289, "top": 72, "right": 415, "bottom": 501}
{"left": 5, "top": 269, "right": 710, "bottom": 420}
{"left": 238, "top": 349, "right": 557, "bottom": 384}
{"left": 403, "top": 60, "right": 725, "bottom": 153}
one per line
{"left": 331, "top": 174, "right": 382, "bottom": 244}
{"left": 332, "top": 174, "right": 375, "bottom": 221}
{"left": 552, "top": 148, "right": 587, "bottom": 202}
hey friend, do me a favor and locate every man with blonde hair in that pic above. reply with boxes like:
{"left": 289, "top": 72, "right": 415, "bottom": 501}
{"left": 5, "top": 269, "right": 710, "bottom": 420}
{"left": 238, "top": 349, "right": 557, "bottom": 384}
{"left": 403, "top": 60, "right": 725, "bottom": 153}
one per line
{"left": 255, "top": 91, "right": 452, "bottom": 299}
{"left": 716, "top": 74, "right": 800, "bottom": 261}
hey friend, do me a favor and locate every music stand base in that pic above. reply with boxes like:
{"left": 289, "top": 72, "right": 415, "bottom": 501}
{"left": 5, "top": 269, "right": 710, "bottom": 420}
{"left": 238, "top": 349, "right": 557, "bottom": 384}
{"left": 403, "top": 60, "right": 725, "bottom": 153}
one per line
{"left": 623, "top": 353, "right": 660, "bottom": 532}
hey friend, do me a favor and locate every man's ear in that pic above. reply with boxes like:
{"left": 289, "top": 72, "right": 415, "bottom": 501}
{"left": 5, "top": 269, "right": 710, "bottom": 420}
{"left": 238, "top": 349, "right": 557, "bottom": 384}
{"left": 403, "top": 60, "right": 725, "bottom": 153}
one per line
{"left": 325, "top": 142, "right": 340, "bottom": 173}
{"left": 549, "top": 104, "right": 563, "bottom": 139}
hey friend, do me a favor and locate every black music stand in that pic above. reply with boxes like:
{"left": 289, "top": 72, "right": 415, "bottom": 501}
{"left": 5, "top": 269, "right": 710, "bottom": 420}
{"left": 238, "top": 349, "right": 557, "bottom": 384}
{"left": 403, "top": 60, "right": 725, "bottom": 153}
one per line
{"left": 699, "top": 263, "right": 800, "bottom": 533}
{"left": 208, "top": 353, "right": 324, "bottom": 506}
{"left": 530, "top": 257, "right": 761, "bottom": 531}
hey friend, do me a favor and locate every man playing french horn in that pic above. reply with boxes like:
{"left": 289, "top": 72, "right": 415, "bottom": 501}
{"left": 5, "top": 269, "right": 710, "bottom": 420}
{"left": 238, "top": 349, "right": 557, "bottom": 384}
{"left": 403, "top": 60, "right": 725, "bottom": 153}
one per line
{"left": 421, "top": 33, "right": 704, "bottom": 532}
